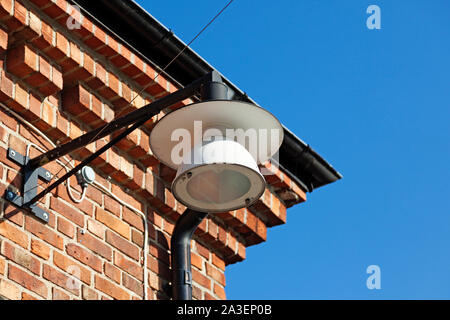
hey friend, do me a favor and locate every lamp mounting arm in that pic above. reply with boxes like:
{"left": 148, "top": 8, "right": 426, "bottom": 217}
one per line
{"left": 4, "top": 71, "right": 225, "bottom": 223}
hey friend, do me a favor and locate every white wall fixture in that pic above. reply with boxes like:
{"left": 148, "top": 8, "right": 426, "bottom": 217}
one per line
{"left": 150, "top": 100, "right": 283, "bottom": 212}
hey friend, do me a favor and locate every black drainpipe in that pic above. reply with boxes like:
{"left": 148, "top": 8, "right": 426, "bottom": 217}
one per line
{"left": 171, "top": 74, "right": 228, "bottom": 300}
{"left": 171, "top": 209, "right": 208, "bottom": 300}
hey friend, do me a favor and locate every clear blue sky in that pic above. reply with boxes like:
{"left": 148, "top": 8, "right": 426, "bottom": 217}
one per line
{"left": 137, "top": 0, "right": 450, "bottom": 299}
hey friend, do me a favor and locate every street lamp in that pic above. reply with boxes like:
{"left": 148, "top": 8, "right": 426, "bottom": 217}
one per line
{"left": 3, "top": 71, "right": 283, "bottom": 301}
{"left": 150, "top": 100, "right": 283, "bottom": 213}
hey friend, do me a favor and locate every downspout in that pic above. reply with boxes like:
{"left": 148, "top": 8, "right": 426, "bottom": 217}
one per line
{"left": 171, "top": 75, "right": 228, "bottom": 300}
{"left": 171, "top": 209, "right": 208, "bottom": 300}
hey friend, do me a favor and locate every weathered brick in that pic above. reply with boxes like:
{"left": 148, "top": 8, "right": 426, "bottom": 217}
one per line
{"left": 87, "top": 218, "right": 105, "bottom": 239}
{"left": 0, "top": 279, "right": 20, "bottom": 300}
{"left": 8, "top": 264, "right": 48, "bottom": 298}
{"left": 104, "top": 195, "right": 121, "bottom": 216}
{"left": 25, "top": 216, "right": 63, "bottom": 250}
{"left": 96, "top": 207, "right": 130, "bottom": 239}
{"left": 28, "top": 92, "right": 42, "bottom": 119}
{"left": 192, "top": 284, "right": 202, "bottom": 300}
{"left": 0, "top": 0, "right": 13, "bottom": 17}
{"left": 86, "top": 186, "right": 102, "bottom": 205}
{"left": 9, "top": 135, "right": 27, "bottom": 155}
{"left": 104, "top": 262, "right": 121, "bottom": 284}
{"left": 82, "top": 284, "right": 98, "bottom": 300}
{"left": 56, "top": 31, "right": 69, "bottom": 55}
{"left": 212, "top": 254, "right": 225, "bottom": 271}
{"left": 66, "top": 243, "right": 102, "bottom": 273}
{"left": 131, "top": 229, "right": 143, "bottom": 247}
{"left": 0, "top": 220, "right": 29, "bottom": 249}
{"left": 28, "top": 10, "right": 41, "bottom": 35}
{"left": 106, "top": 230, "right": 139, "bottom": 261}
{"left": 76, "top": 229, "right": 112, "bottom": 261}
{"left": 113, "top": 251, "right": 143, "bottom": 281}
{"left": 53, "top": 251, "right": 91, "bottom": 285}
{"left": 38, "top": 56, "right": 51, "bottom": 80}
{"left": 206, "top": 264, "right": 226, "bottom": 286}
{"left": 149, "top": 243, "right": 169, "bottom": 265}
{"left": 52, "top": 287, "right": 70, "bottom": 300}
{"left": 204, "top": 292, "right": 216, "bottom": 300}
{"left": 237, "top": 241, "right": 246, "bottom": 261}
{"left": 57, "top": 217, "right": 75, "bottom": 238}
{"left": 95, "top": 275, "right": 130, "bottom": 300}
{"left": 14, "top": 83, "right": 28, "bottom": 110}
{"left": 3, "top": 204, "right": 24, "bottom": 227}
{"left": 0, "top": 71, "right": 14, "bottom": 102}
{"left": 0, "top": 30, "right": 9, "bottom": 55}
{"left": 69, "top": 121, "right": 82, "bottom": 140}
{"left": 41, "top": 101, "right": 55, "bottom": 126}
{"left": 0, "top": 256, "right": 5, "bottom": 275}
{"left": 214, "top": 283, "right": 226, "bottom": 300}
{"left": 50, "top": 197, "right": 84, "bottom": 227}
{"left": 7, "top": 44, "right": 38, "bottom": 78}
{"left": 30, "top": 238, "right": 51, "bottom": 260}
{"left": 122, "top": 207, "right": 144, "bottom": 232}
{"left": 191, "top": 252, "right": 203, "bottom": 270}
{"left": 43, "top": 264, "right": 79, "bottom": 295}
{"left": 195, "top": 242, "right": 210, "bottom": 260}
{"left": 122, "top": 272, "right": 143, "bottom": 297}
{"left": 111, "top": 184, "right": 142, "bottom": 211}
{"left": 2, "top": 241, "right": 41, "bottom": 275}
{"left": 61, "top": 84, "right": 90, "bottom": 115}
{"left": 22, "top": 292, "right": 38, "bottom": 300}
{"left": 192, "top": 268, "right": 211, "bottom": 290}
{"left": 13, "top": 0, "right": 28, "bottom": 25}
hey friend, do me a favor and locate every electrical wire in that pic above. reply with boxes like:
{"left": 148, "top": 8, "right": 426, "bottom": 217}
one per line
{"left": 46, "top": 0, "right": 236, "bottom": 190}
{"left": 91, "top": 180, "right": 149, "bottom": 300}
{"left": 67, "top": 180, "right": 87, "bottom": 203}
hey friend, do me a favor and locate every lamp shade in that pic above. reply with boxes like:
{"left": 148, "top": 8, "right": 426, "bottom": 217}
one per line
{"left": 149, "top": 100, "right": 283, "bottom": 212}
{"left": 172, "top": 139, "right": 265, "bottom": 212}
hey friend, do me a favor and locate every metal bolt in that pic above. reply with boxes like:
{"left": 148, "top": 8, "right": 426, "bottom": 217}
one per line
{"left": 80, "top": 229, "right": 86, "bottom": 235}
{"left": 10, "top": 150, "right": 15, "bottom": 157}
{"left": 43, "top": 213, "right": 48, "bottom": 220}
{"left": 45, "top": 172, "right": 51, "bottom": 179}
{"left": 5, "top": 190, "right": 14, "bottom": 201}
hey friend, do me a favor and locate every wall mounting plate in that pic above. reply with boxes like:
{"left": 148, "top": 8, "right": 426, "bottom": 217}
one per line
{"left": 4, "top": 148, "right": 52, "bottom": 223}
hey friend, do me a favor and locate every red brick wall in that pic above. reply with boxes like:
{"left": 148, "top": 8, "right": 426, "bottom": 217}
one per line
{"left": 0, "top": 0, "right": 306, "bottom": 300}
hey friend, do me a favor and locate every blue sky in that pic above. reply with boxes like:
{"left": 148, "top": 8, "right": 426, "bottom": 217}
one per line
{"left": 137, "top": 0, "right": 450, "bottom": 299}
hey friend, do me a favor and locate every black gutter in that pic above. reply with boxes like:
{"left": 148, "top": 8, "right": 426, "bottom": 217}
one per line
{"left": 279, "top": 128, "right": 342, "bottom": 191}
{"left": 70, "top": 0, "right": 342, "bottom": 192}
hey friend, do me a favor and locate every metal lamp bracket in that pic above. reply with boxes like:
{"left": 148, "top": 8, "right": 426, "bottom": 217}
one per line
{"left": 1, "top": 72, "right": 223, "bottom": 225}
{"left": 4, "top": 148, "right": 52, "bottom": 223}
